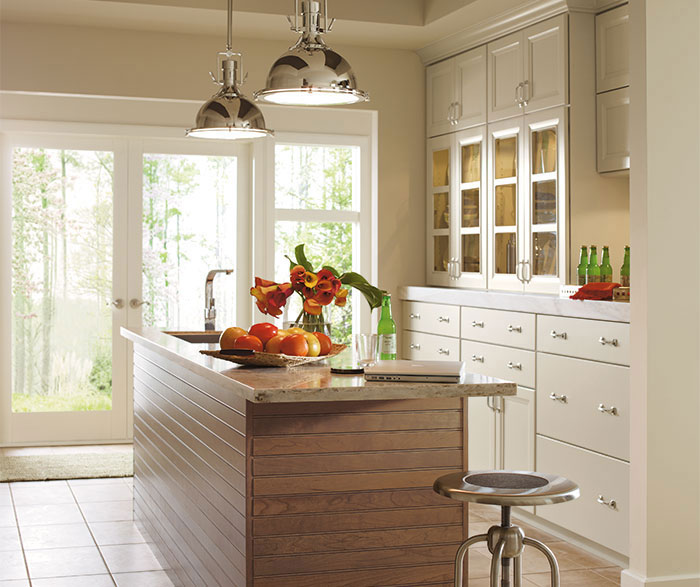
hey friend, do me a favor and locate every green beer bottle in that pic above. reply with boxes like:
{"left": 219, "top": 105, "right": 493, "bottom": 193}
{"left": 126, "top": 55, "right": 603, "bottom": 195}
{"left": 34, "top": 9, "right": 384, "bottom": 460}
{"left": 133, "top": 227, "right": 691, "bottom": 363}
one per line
{"left": 587, "top": 246, "right": 600, "bottom": 283}
{"left": 577, "top": 246, "right": 588, "bottom": 286}
{"left": 600, "top": 246, "right": 613, "bottom": 283}
{"left": 377, "top": 293, "right": 397, "bottom": 360}
{"left": 620, "top": 245, "right": 630, "bottom": 287}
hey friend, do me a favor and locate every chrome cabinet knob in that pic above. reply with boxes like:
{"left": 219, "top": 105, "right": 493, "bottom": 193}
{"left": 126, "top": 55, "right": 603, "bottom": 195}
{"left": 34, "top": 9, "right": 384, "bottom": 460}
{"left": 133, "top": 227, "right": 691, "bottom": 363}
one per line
{"left": 409, "top": 313, "right": 421, "bottom": 319}
{"left": 110, "top": 299, "right": 124, "bottom": 309}
{"left": 129, "top": 298, "right": 151, "bottom": 309}
{"left": 409, "top": 343, "right": 421, "bottom": 350}
{"left": 438, "top": 316, "right": 450, "bottom": 323}
{"left": 507, "top": 361, "right": 522, "bottom": 370}
{"left": 550, "top": 330, "right": 567, "bottom": 339}
{"left": 471, "top": 354, "right": 484, "bottom": 363}
{"left": 597, "top": 495, "right": 617, "bottom": 510}
{"left": 437, "top": 348, "right": 450, "bottom": 355}
{"left": 598, "top": 403, "right": 618, "bottom": 416}
{"left": 508, "top": 325, "right": 522, "bottom": 333}
{"left": 599, "top": 336, "right": 619, "bottom": 347}
{"left": 549, "top": 393, "right": 568, "bottom": 403}
{"left": 472, "top": 321, "right": 485, "bottom": 328}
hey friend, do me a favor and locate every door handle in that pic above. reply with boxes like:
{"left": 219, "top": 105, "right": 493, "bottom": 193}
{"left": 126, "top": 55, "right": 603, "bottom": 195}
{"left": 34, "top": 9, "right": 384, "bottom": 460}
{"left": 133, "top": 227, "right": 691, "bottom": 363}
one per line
{"left": 129, "top": 299, "right": 151, "bottom": 309}
{"left": 515, "top": 82, "right": 523, "bottom": 106}
{"left": 522, "top": 260, "right": 532, "bottom": 283}
{"left": 109, "top": 299, "right": 124, "bottom": 309}
{"left": 522, "top": 80, "right": 530, "bottom": 106}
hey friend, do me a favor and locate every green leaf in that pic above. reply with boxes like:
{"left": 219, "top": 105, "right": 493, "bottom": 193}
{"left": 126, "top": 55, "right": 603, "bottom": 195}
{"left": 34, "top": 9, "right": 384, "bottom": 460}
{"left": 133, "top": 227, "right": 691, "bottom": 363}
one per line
{"left": 339, "top": 272, "right": 384, "bottom": 310}
{"left": 284, "top": 254, "right": 296, "bottom": 271}
{"left": 322, "top": 265, "right": 340, "bottom": 278}
{"left": 294, "top": 244, "right": 314, "bottom": 272}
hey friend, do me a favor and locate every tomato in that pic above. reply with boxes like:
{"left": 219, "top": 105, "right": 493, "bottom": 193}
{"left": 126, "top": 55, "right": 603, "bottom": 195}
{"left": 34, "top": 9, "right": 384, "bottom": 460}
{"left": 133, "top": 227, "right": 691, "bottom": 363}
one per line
{"left": 303, "top": 332, "right": 321, "bottom": 357}
{"left": 219, "top": 327, "right": 247, "bottom": 350}
{"left": 313, "top": 332, "right": 332, "bottom": 356}
{"left": 287, "top": 327, "right": 307, "bottom": 335}
{"left": 248, "top": 322, "right": 278, "bottom": 345}
{"left": 264, "top": 333, "right": 288, "bottom": 354}
{"left": 280, "top": 334, "right": 309, "bottom": 357}
{"left": 233, "top": 335, "right": 263, "bottom": 352}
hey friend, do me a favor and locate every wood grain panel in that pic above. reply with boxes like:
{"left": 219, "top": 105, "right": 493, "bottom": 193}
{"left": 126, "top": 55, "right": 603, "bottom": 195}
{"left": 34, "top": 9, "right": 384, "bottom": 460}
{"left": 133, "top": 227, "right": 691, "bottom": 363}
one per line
{"left": 254, "top": 448, "right": 463, "bottom": 475}
{"left": 254, "top": 525, "right": 464, "bottom": 556}
{"left": 253, "top": 489, "right": 453, "bottom": 516}
{"left": 254, "top": 411, "right": 462, "bottom": 435}
{"left": 254, "top": 506, "right": 462, "bottom": 536}
{"left": 252, "top": 398, "right": 463, "bottom": 416}
{"left": 253, "top": 429, "right": 463, "bottom": 456}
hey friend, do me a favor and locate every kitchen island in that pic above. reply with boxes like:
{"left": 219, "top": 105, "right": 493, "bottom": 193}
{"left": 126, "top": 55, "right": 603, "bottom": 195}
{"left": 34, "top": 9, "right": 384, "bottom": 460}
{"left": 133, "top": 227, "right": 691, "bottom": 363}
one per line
{"left": 121, "top": 327, "right": 516, "bottom": 587}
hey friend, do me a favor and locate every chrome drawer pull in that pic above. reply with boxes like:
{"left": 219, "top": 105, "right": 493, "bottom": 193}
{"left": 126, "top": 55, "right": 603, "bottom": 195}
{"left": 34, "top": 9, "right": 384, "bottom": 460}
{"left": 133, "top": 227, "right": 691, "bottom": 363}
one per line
{"left": 438, "top": 316, "right": 450, "bottom": 323}
{"left": 508, "top": 325, "right": 522, "bottom": 333}
{"left": 599, "top": 336, "right": 619, "bottom": 347}
{"left": 550, "top": 330, "right": 567, "bottom": 339}
{"left": 597, "top": 495, "right": 617, "bottom": 510}
{"left": 598, "top": 403, "right": 618, "bottom": 416}
{"left": 409, "top": 313, "right": 421, "bottom": 319}
{"left": 472, "top": 321, "right": 485, "bottom": 328}
{"left": 549, "top": 393, "right": 568, "bottom": 403}
{"left": 437, "top": 348, "right": 450, "bottom": 355}
{"left": 507, "top": 361, "right": 522, "bottom": 370}
{"left": 409, "top": 343, "right": 421, "bottom": 350}
{"left": 471, "top": 354, "right": 484, "bottom": 363}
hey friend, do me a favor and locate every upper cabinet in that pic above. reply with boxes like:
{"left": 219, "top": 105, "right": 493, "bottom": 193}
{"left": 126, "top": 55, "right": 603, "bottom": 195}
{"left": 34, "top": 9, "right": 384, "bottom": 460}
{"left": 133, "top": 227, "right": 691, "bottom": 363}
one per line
{"left": 487, "top": 15, "right": 568, "bottom": 123}
{"left": 427, "top": 46, "right": 487, "bottom": 138}
{"left": 596, "top": 4, "right": 630, "bottom": 93}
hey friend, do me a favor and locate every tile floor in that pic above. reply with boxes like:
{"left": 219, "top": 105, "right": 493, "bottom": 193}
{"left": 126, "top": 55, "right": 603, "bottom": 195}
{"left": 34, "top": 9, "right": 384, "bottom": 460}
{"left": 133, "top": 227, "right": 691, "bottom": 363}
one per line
{"left": 0, "top": 478, "right": 623, "bottom": 586}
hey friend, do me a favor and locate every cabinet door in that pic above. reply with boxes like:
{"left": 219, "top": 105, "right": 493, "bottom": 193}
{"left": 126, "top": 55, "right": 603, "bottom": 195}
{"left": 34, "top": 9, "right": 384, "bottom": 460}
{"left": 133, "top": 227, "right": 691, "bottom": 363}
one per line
{"left": 426, "top": 59, "right": 456, "bottom": 138}
{"left": 467, "top": 397, "right": 498, "bottom": 471}
{"left": 501, "top": 387, "right": 536, "bottom": 513}
{"left": 596, "top": 4, "right": 630, "bottom": 93}
{"left": 487, "top": 31, "right": 524, "bottom": 122}
{"left": 453, "top": 46, "right": 487, "bottom": 131}
{"left": 523, "top": 14, "right": 568, "bottom": 113}
{"left": 452, "top": 127, "right": 487, "bottom": 289}
{"left": 487, "top": 117, "right": 525, "bottom": 292}
{"left": 522, "top": 107, "right": 567, "bottom": 294}
{"left": 427, "top": 135, "right": 453, "bottom": 286}
{"left": 597, "top": 87, "right": 630, "bottom": 173}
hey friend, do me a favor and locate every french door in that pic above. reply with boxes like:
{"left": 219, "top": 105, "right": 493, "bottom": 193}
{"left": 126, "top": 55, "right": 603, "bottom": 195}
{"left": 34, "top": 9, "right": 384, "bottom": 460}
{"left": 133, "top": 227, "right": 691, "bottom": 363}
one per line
{"left": 0, "top": 133, "right": 251, "bottom": 445}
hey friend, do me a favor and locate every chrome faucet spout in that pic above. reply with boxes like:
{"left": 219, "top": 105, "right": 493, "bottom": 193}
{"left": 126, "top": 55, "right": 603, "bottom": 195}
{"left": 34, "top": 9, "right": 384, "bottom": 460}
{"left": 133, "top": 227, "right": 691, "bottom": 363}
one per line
{"left": 204, "top": 269, "right": 234, "bottom": 331}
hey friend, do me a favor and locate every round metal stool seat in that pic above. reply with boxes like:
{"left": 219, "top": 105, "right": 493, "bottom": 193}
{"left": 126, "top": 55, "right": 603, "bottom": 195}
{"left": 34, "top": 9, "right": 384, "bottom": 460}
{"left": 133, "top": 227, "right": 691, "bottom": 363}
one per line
{"left": 434, "top": 470, "right": 579, "bottom": 587}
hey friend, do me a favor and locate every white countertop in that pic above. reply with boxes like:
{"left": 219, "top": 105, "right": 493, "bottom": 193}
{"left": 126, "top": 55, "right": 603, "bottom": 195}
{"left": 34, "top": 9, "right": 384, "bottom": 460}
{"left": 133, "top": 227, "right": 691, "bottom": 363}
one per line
{"left": 399, "top": 286, "right": 630, "bottom": 322}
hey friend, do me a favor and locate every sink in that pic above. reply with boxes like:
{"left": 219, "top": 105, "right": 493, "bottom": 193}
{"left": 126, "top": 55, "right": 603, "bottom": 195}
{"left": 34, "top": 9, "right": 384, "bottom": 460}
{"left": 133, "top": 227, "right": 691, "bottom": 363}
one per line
{"left": 165, "top": 331, "right": 221, "bottom": 344}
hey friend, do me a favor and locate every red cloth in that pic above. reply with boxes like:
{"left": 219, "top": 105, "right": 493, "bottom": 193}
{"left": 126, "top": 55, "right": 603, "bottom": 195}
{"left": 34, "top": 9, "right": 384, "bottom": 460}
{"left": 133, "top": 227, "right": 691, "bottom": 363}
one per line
{"left": 570, "top": 282, "right": 621, "bottom": 300}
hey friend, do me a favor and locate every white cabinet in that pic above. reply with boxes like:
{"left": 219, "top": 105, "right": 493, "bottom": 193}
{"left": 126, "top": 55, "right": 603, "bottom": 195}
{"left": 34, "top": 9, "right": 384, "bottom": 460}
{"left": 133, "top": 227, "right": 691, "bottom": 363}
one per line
{"left": 427, "top": 46, "right": 487, "bottom": 138}
{"left": 596, "top": 4, "right": 630, "bottom": 93}
{"left": 487, "top": 14, "right": 568, "bottom": 122}
{"left": 427, "top": 127, "right": 488, "bottom": 288}
{"left": 467, "top": 396, "right": 498, "bottom": 471}
{"left": 597, "top": 87, "right": 630, "bottom": 173}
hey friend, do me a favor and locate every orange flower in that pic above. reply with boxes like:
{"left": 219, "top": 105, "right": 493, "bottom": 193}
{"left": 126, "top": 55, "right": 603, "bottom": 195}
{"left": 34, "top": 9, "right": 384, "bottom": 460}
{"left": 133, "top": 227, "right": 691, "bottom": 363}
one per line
{"left": 250, "top": 278, "right": 293, "bottom": 317}
{"left": 335, "top": 288, "right": 349, "bottom": 307}
{"left": 290, "top": 265, "right": 306, "bottom": 289}
{"left": 303, "top": 298, "right": 323, "bottom": 315}
{"left": 304, "top": 272, "right": 319, "bottom": 288}
{"left": 314, "top": 290, "right": 335, "bottom": 306}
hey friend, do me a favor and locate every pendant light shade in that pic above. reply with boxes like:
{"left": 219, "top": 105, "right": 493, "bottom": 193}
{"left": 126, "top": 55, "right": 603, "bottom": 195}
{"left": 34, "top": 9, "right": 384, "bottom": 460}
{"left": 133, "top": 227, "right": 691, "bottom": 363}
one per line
{"left": 255, "top": 0, "right": 369, "bottom": 106}
{"left": 187, "top": 0, "right": 272, "bottom": 139}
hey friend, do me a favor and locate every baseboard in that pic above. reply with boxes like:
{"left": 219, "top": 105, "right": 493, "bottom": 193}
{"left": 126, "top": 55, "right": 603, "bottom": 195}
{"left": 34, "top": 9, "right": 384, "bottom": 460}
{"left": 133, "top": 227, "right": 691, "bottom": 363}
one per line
{"left": 621, "top": 570, "right": 700, "bottom": 587}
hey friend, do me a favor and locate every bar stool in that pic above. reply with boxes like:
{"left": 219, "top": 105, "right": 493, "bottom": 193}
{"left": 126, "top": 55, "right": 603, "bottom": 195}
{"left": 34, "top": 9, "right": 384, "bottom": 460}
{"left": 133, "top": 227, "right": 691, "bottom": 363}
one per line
{"left": 433, "top": 470, "right": 579, "bottom": 587}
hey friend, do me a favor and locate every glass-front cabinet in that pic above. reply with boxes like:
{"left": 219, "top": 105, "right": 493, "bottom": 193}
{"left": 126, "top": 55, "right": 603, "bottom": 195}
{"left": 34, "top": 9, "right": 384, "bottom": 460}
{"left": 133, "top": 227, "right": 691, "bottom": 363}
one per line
{"left": 427, "top": 127, "right": 487, "bottom": 288}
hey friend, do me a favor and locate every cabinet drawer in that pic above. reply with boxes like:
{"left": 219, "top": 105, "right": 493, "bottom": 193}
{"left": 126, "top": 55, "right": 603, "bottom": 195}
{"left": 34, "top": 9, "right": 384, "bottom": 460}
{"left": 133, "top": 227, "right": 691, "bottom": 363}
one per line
{"left": 461, "top": 340, "right": 535, "bottom": 388}
{"left": 403, "top": 301, "right": 460, "bottom": 338}
{"left": 461, "top": 307, "right": 535, "bottom": 349}
{"left": 537, "top": 315, "right": 630, "bottom": 365}
{"left": 537, "top": 354, "right": 629, "bottom": 461}
{"left": 403, "top": 331, "right": 460, "bottom": 362}
{"left": 537, "top": 436, "right": 629, "bottom": 556}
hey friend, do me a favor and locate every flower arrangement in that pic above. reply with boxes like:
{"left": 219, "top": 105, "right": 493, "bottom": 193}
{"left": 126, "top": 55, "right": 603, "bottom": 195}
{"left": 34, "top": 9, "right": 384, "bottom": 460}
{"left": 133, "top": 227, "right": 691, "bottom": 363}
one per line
{"left": 251, "top": 244, "right": 383, "bottom": 333}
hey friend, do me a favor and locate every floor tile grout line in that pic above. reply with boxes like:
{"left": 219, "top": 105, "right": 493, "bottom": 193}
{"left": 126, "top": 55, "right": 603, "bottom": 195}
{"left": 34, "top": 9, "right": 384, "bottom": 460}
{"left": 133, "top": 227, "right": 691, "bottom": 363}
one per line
{"left": 8, "top": 483, "right": 33, "bottom": 587}
{"left": 67, "top": 481, "right": 119, "bottom": 587}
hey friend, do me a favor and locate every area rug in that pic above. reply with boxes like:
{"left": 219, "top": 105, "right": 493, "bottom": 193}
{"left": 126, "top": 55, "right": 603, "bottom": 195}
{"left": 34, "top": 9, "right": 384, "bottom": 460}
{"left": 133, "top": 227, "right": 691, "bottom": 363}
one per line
{"left": 0, "top": 448, "right": 133, "bottom": 482}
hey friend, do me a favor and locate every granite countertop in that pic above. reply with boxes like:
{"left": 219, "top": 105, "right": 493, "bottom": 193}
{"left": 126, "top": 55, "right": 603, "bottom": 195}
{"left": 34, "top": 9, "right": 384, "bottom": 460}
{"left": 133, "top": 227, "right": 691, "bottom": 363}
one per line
{"left": 121, "top": 327, "right": 516, "bottom": 404}
{"left": 399, "top": 286, "right": 630, "bottom": 322}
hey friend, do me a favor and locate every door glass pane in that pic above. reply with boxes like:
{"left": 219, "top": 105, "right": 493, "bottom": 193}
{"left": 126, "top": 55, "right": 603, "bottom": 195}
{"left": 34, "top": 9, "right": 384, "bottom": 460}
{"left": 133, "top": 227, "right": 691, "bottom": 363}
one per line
{"left": 533, "top": 180, "right": 557, "bottom": 224}
{"left": 432, "top": 149, "right": 449, "bottom": 187}
{"left": 532, "top": 128, "right": 557, "bottom": 174}
{"left": 434, "top": 235, "right": 450, "bottom": 272}
{"left": 433, "top": 192, "right": 450, "bottom": 229}
{"left": 495, "top": 233, "right": 517, "bottom": 274}
{"left": 11, "top": 148, "right": 113, "bottom": 413}
{"left": 461, "top": 143, "right": 480, "bottom": 183}
{"left": 461, "top": 189, "right": 479, "bottom": 228}
{"left": 462, "top": 234, "right": 480, "bottom": 273}
{"left": 495, "top": 185, "right": 517, "bottom": 226}
{"left": 143, "top": 154, "right": 237, "bottom": 331}
{"left": 495, "top": 136, "right": 517, "bottom": 179}
{"left": 532, "top": 232, "right": 557, "bottom": 276}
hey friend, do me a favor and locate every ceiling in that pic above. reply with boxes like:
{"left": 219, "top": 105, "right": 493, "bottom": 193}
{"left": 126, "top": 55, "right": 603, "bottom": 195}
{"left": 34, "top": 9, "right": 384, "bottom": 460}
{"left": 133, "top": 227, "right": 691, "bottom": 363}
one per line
{"left": 0, "top": 0, "right": 527, "bottom": 50}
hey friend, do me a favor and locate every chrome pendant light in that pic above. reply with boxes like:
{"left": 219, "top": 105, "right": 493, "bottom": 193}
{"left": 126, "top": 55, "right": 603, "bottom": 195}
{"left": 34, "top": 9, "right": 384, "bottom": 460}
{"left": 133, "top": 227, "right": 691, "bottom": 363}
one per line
{"left": 187, "top": 0, "right": 273, "bottom": 139}
{"left": 255, "top": 0, "right": 369, "bottom": 106}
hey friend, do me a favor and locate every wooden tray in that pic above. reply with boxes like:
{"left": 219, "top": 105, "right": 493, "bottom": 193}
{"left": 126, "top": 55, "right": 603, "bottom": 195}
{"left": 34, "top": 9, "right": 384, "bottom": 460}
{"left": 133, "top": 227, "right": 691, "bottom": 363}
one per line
{"left": 200, "top": 344, "right": 347, "bottom": 368}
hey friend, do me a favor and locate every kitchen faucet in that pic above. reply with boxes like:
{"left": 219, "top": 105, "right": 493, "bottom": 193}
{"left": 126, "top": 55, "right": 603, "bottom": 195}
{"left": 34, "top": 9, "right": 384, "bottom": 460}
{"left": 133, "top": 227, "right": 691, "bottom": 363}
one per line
{"left": 204, "top": 269, "right": 234, "bottom": 331}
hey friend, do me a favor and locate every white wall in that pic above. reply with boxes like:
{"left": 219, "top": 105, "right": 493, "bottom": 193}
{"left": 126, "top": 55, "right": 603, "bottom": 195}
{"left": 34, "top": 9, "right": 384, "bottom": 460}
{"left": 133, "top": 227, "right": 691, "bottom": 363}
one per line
{"left": 0, "top": 21, "right": 425, "bottom": 309}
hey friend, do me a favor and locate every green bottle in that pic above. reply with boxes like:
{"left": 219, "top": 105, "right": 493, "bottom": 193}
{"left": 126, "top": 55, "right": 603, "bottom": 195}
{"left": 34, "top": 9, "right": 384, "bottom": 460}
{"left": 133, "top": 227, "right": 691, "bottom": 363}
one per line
{"left": 600, "top": 246, "right": 613, "bottom": 283}
{"left": 587, "top": 246, "right": 600, "bottom": 283}
{"left": 577, "top": 246, "right": 588, "bottom": 286}
{"left": 620, "top": 245, "right": 630, "bottom": 287}
{"left": 377, "top": 293, "right": 397, "bottom": 360}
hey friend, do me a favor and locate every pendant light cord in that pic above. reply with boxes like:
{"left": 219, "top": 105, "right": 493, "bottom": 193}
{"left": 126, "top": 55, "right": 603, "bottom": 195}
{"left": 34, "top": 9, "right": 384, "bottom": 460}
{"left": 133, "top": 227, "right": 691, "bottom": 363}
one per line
{"left": 226, "top": 0, "right": 233, "bottom": 52}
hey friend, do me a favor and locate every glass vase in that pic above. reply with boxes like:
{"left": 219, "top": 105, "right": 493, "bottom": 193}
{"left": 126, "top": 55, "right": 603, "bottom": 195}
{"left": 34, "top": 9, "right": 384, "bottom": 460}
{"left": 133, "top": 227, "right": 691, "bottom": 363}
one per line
{"left": 285, "top": 311, "right": 331, "bottom": 337}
